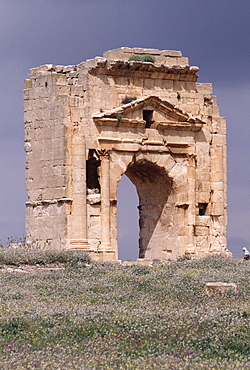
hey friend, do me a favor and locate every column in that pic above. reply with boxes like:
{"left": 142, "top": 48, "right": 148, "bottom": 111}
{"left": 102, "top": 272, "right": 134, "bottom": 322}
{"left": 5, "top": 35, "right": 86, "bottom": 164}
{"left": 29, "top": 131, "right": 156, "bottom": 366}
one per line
{"left": 100, "top": 150, "right": 111, "bottom": 249}
{"left": 185, "top": 154, "right": 196, "bottom": 256}
{"left": 210, "top": 141, "right": 224, "bottom": 216}
{"left": 69, "top": 132, "right": 88, "bottom": 249}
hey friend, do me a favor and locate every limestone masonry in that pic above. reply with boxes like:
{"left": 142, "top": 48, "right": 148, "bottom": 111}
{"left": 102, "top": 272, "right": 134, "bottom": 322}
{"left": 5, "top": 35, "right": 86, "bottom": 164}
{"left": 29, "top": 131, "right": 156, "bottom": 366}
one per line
{"left": 24, "top": 47, "right": 230, "bottom": 261}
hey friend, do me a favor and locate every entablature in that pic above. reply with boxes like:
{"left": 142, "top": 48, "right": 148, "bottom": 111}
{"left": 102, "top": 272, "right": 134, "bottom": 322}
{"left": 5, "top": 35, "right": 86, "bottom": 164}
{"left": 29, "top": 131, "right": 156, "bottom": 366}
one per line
{"left": 89, "top": 60, "right": 199, "bottom": 81}
{"left": 97, "top": 137, "right": 193, "bottom": 155}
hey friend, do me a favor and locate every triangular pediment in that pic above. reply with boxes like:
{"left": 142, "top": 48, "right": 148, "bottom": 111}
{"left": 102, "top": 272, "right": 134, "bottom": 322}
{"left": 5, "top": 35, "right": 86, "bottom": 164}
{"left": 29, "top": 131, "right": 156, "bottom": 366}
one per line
{"left": 93, "top": 96, "right": 205, "bottom": 131}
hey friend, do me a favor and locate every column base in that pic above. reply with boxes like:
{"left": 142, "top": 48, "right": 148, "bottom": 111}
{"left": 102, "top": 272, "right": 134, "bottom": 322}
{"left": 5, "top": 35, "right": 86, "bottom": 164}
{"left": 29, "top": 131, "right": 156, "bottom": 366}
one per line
{"left": 94, "top": 250, "right": 117, "bottom": 261}
{"left": 68, "top": 239, "right": 90, "bottom": 251}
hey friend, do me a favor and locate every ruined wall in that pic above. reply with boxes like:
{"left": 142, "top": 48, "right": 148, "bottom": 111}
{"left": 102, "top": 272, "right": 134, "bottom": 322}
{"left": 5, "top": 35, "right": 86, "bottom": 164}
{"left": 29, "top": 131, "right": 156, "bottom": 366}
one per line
{"left": 24, "top": 69, "right": 70, "bottom": 248}
{"left": 24, "top": 47, "right": 229, "bottom": 260}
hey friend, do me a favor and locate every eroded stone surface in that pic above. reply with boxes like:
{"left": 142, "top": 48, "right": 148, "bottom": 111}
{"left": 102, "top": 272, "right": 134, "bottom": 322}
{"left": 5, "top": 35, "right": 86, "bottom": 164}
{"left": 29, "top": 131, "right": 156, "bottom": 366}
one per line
{"left": 24, "top": 47, "right": 230, "bottom": 261}
{"left": 205, "top": 282, "right": 237, "bottom": 296}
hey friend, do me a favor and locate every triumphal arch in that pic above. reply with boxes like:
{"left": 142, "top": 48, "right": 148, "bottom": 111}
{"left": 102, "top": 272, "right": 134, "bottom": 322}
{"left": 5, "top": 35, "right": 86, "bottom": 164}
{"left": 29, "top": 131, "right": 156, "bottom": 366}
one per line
{"left": 24, "top": 47, "right": 230, "bottom": 260}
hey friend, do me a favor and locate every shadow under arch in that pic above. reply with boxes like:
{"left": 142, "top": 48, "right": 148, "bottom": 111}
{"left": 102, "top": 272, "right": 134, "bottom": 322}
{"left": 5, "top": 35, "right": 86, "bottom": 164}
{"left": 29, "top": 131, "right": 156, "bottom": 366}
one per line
{"left": 125, "top": 159, "right": 174, "bottom": 260}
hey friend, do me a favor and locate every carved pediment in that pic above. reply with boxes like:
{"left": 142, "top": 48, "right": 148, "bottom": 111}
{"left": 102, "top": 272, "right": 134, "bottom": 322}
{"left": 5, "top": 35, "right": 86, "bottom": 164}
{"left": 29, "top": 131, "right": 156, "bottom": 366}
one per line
{"left": 93, "top": 96, "right": 205, "bottom": 131}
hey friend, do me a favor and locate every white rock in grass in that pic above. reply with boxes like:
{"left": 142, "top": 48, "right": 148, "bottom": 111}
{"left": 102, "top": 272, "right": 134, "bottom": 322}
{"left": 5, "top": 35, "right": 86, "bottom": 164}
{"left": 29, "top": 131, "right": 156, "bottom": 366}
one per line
{"left": 205, "top": 282, "right": 237, "bottom": 296}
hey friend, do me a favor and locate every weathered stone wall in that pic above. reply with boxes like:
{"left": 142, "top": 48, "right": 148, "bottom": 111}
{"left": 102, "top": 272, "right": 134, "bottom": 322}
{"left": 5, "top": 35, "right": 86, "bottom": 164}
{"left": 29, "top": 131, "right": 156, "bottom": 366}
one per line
{"left": 24, "top": 47, "right": 229, "bottom": 260}
{"left": 24, "top": 69, "right": 70, "bottom": 248}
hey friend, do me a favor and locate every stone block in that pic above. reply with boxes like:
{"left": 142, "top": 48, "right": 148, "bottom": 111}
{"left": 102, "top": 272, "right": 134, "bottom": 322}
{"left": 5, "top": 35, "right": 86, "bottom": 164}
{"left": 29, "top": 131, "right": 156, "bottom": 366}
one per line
{"left": 211, "top": 182, "right": 224, "bottom": 191}
{"left": 88, "top": 215, "right": 101, "bottom": 238}
{"left": 210, "top": 190, "right": 224, "bottom": 203}
{"left": 205, "top": 282, "right": 237, "bottom": 296}
{"left": 24, "top": 80, "right": 33, "bottom": 89}
{"left": 196, "top": 83, "right": 213, "bottom": 95}
{"left": 196, "top": 235, "right": 209, "bottom": 249}
{"left": 143, "top": 78, "right": 155, "bottom": 90}
{"left": 211, "top": 202, "right": 224, "bottom": 216}
{"left": 55, "top": 85, "right": 71, "bottom": 95}
{"left": 194, "top": 226, "right": 209, "bottom": 236}
{"left": 210, "top": 172, "right": 223, "bottom": 182}
{"left": 195, "top": 216, "right": 210, "bottom": 227}
{"left": 211, "top": 134, "right": 225, "bottom": 145}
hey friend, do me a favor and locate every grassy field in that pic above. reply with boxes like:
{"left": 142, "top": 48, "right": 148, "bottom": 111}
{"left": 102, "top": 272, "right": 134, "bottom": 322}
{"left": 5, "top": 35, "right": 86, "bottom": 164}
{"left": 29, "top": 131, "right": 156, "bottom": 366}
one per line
{"left": 0, "top": 250, "right": 250, "bottom": 369}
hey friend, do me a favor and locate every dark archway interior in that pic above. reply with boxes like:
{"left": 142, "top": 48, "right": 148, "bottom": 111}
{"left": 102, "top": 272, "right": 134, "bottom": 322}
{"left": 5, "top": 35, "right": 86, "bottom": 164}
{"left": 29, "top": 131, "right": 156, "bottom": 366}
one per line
{"left": 125, "top": 160, "right": 173, "bottom": 259}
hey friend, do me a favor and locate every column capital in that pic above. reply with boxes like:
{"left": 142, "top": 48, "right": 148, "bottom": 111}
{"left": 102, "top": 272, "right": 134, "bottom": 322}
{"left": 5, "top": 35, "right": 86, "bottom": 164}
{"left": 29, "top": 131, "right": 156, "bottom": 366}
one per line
{"left": 97, "top": 149, "right": 110, "bottom": 159}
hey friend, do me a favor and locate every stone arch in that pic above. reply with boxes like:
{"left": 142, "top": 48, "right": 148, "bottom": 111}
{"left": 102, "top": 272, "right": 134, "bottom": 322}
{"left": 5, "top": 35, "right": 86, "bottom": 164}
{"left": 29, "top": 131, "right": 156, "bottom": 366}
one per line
{"left": 110, "top": 151, "right": 187, "bottom": 260}
{"left": 126, "top": 159, "right": 174, "bottom": 259}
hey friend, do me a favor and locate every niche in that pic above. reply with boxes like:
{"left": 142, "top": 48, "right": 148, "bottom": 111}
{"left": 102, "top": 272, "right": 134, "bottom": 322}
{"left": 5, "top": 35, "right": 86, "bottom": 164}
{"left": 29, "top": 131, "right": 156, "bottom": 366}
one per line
{"left": 198, "top": 203, "right": 208, "bottom": 216}
{"left": 86, "top": 149, "right": 100, "bottom": 193}
{"left": 143, "top": 110, "right": 154, "bottom": 128}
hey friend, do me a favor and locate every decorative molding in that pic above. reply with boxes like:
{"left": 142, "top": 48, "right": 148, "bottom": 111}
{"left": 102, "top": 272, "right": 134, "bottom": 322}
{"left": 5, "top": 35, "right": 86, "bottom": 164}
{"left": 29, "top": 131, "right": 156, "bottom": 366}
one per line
{"left": 93, "top": 96, "right": 205, "bottom": 131}
{"left": 89, "top": 60, "right": 199, "bottom": 82}
{"left": 26, "top": 198, "right": 72, "bottom": 207}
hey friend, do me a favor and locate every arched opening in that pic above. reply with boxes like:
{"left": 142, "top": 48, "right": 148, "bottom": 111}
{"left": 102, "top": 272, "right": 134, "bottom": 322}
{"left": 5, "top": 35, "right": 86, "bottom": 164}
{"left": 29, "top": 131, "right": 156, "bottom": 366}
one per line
{"left": 117, "top": 175, "right": 139, "bottom": 261}
{"left": 116, "top": 159, "right": 175, "bottom": 261}
{"left": 125, "top": 159, "right": 175, "bottom": 260}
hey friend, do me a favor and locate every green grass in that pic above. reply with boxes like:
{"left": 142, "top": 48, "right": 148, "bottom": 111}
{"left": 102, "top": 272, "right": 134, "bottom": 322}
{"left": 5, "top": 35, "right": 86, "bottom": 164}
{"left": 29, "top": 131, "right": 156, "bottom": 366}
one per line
{"left": 0, "top": 255, "right": 250, "bottom": 369}
{"left": 0, "top": 248, "right": 90, "bottom": 266}
{"left": 129, "top": 54, "right": 155, "bottom": 63}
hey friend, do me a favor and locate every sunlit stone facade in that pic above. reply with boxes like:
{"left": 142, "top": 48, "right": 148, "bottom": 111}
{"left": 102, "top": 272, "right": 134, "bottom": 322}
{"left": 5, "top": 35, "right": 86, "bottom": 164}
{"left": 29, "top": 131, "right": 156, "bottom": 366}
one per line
{"left": 24, "top": 47, "right": 230, "bottom": 260}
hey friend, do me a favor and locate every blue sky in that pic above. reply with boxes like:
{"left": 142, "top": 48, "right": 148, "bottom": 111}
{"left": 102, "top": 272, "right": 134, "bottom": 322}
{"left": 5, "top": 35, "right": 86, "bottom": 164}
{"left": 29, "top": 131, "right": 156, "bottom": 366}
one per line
{"left": 0, "top": 0, "right": 250, "bottom": 258}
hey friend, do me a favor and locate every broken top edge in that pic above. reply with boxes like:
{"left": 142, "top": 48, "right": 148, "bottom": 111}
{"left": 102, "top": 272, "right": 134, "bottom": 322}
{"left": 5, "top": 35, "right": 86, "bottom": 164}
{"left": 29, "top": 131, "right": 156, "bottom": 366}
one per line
{"left": 28, "top": 47, "right": 190, "bottom": 74}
